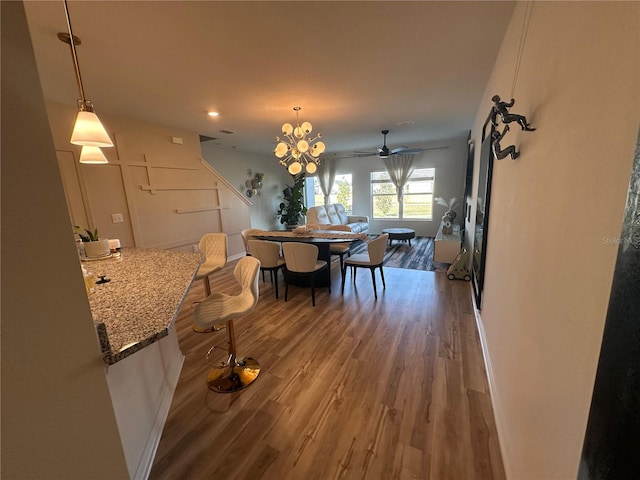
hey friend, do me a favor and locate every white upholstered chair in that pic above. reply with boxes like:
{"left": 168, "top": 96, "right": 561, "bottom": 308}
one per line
{"left": 341, "top": 233, "right": 388, "bottom": 300}
{"left": 241, "top": 228, "right": 265, "bottom": 256}
{"left": 192, "top": 233, "right": 228, "bottom": 333}
{"left": 193, "top": 256, "right": 261, "bottom": 393}
{"left": 282, "top": 242, "right": 329, "bottom": 307}
{"left": 195, "top": 233, "right": 228, "bottom": 296}
{"left": 248, "top": 239, "right": 286, "bottom": 299}
{"left": 325, "top": 224, "right": 354, "bottom": 272}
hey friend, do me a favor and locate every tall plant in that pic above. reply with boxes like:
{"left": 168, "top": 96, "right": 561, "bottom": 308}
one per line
{"left": 276, "top": 174, "right": 307, "bottom": 226}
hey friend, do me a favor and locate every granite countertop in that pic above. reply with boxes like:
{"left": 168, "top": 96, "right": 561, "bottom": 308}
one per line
{"left": 84, "top": 247, "right": 202, "bottom": 364}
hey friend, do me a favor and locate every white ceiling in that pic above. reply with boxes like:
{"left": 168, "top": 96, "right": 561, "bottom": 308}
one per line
{"left": 24, "top": 1, "right": 515, "bottom": 156}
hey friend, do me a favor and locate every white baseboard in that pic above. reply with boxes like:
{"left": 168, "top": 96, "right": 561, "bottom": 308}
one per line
{"left": 228, "top": 251, "right": 246, "bottom": 262}
{"left": 133, "top": 352, "right": 184, "bottom": 480}
{"left": 470, "top": 286, "right": 513, "bottom": 479}
{"left": 106, "top": 331, "right": 185, "bottom": 480}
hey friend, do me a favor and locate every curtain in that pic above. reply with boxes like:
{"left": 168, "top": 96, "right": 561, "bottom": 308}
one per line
{"left": 317, "top": 157, "right": 337, "bottom": 205}
{"left": 383, "top": 154, "right": 415, "bottom": 202}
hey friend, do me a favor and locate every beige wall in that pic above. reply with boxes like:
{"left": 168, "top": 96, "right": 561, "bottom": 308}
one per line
{"left": 46, "top": 102, "right": 251, "bottom": 258}
{"left": 1, "top": 2, "right": 129, "bottom": 478}
{"left": 469, "top": 2, "right": 640, "bottom": 479}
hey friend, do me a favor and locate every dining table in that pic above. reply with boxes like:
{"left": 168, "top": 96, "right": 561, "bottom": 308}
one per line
{"left": 254, "top": 229, "right": 367, "bottom": 288}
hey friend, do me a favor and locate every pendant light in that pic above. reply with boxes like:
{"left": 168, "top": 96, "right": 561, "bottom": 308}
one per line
{"left": 79, "top": 146, "right": 108, "bottom": 164}
{"left": 58, "top": 0, "right": 113, "bottom": 149}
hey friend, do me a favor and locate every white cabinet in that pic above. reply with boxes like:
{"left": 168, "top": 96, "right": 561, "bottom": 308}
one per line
{"left": 434, "top": 223, "right": 461, "bottom": 264}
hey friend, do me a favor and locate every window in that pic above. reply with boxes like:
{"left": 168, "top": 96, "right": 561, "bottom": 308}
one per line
{"left": 371, "top": 168, "right": 434, "bottom": 220}
{"left": 313, "top": 174, "right": 353, "bottom": 214}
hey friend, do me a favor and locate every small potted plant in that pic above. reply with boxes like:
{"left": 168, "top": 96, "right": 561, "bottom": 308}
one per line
{"left": 276, "top": 174, "right": 307, "bottom": 229}
{"left": 74, "top": 225, "right": 110, "bottom": 258}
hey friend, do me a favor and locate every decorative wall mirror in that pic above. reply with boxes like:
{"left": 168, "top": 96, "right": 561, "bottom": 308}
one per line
{"left": 472, "top": 115, "right": 495, "bottom": 308}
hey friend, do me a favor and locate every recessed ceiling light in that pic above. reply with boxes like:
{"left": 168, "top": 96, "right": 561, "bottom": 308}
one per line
{"left": 208, "top": 111, "right": 219, "bottom": 117}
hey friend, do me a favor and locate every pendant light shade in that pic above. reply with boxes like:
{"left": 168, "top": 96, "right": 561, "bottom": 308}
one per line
{"left": 71, "top": 110, "right": 113, "bottom": 147}
{"left": 60, "top": 0, "right": 113, "bottom": 150}
{"left": 79, "top": 146, "right": 108, "bottom": 164}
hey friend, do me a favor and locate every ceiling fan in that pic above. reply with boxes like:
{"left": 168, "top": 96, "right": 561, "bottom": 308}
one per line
{"left": 349, "top": 129, "right": 448, "bottom": 158}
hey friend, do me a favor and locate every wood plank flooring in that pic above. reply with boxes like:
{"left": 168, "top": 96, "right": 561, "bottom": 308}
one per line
{"left": 149, "top": 257, "right": 505, "bottom": 480}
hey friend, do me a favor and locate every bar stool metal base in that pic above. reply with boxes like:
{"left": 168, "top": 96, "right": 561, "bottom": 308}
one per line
{"left": 206, "top": 358, "right": 260, "bottom": 393}
{"left": 192, "top": 323, "right": 225, "bottom": 333}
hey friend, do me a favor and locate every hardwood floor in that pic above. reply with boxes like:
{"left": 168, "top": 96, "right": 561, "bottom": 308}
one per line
{"left": 149, "top": 258, "right": 505, "bottom": 480}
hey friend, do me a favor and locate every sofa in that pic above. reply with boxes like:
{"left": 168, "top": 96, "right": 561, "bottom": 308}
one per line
{"left": 306, "top": 203, "right": 369, "bottom": 233}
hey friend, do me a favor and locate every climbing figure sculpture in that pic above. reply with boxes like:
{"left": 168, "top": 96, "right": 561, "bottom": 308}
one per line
{"left": 491, "top": 95, "right": 536, "bottom": 131}
{"left": 492, "top": 125, "right": 520, "bottom": 160}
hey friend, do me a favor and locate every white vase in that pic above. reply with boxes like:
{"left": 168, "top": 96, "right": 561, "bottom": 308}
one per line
{"left": 84, "top": 239, "right": 110, "bottom": 258}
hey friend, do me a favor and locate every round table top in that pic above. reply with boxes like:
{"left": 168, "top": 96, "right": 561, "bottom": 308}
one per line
{"left": 382, "top": 228, "right": 415, "bottom": 235}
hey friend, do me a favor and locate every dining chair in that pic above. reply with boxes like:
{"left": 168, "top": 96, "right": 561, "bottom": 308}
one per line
{"left": 248, "top": 239, "right": 286, "bottom": 299}
{"left": 282, "top": 242, "right": 329, "bottom": 307}
{"left": 193, "top": 256, "right": 261, "bottom": 393}
{"left": 241, "top": 228, "right": 265, "bottom": 256}
{"left": 341, "top": 233, "right": 388, "bottom": 300}
{"left": 326, "top": 224, "right": 354, "bottom": 272}
{"left": 193, "top": 233, "right": 227, "bottom": 333}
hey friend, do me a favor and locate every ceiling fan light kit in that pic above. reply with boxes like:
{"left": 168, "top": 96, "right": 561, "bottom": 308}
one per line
{"left": 274, "top": 107, "right": 325, "bottom": 175}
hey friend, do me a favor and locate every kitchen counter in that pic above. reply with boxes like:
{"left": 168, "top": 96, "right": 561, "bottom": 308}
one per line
{"left": 85, "top": 247, "right": 202, "bottom": 364}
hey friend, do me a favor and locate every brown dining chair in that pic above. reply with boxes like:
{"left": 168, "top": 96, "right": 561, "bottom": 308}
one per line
{"left": 282, "top": 242, "right": 329, "bottom": 307}
{"left": 193, "top": 256, "right": 261, "bottom": 393}
{"left": 341, "top": 233, "right": 388, "bottom": 300}
{"left": 248, "top": 239, "right": 286, "bottom": 299}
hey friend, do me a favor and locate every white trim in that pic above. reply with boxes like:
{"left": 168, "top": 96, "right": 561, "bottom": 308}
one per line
{"left": 470, "top": 284, "right": 513, "bottom": 479}
{"left": 133, "top": 352, "right": 184, "bottom": 480}
{"left": 199, "top": 158, "right": 253, "bottom": 207}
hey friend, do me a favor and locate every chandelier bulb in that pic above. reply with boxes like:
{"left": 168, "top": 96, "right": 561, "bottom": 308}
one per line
{"left": 301, "top": 122, "right": 312, "bottom": 134}
{"left": 282, "top": 123, "right": 293, "bottom": 136}
{"left": 288, "top": 162, "right": 302, "bottom": 175}
{"left": 297, "top": 139, "right": 309, "bottom": 153}
{"left": 305, "top": 162, "right": 317, "bottom": 174}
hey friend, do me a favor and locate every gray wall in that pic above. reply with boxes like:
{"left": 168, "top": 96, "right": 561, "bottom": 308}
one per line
{"left": 200, "top": 142, "right": 290, "bottom": 231}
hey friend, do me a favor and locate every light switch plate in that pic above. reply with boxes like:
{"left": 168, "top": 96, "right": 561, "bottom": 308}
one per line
{"left": 112, "top": 213, "right": 124, "bottom": 223}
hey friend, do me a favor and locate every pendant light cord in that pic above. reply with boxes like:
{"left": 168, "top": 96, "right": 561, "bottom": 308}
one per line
{"left": 511, "top": 1, "right": 534, "bottom": 98}
{"left": 63, "top": 0, "right": 86, "bottom": 102}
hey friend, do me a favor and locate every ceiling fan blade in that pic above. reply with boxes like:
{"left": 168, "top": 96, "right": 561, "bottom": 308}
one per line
{"left": 390, "top": 146, "right": 410, "bottom": 154}
{"left": 393, "top": 148, "right": 424, "bottom": 155}
{"left": 391, "top": 145, "right": 451, "bottom": 155}
{"left": 349, "top": 151, "right": 377, "bottom": 158}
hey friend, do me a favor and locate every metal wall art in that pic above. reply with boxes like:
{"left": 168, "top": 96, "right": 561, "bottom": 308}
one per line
{"left": 489, "top": 95, "right": 535, "bottom": 160}
{"left": 239, "top": 169, "right": 265, "bottom": 198}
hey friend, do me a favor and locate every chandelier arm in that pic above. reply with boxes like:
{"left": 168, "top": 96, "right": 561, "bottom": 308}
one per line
{"left": 62, "top": 0, "right": 86, "bottom": 103}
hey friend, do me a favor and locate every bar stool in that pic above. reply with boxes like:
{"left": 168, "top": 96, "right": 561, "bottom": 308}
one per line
{"left": 193, "top": 256, "right": 261, "bottom": 393}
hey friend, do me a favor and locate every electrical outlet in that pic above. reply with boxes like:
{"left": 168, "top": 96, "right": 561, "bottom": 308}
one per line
{"left": 192, "top": 245, "right": 199, "bottom": 253}
{"left": 112, "top": 213, "right": 124, "bottom": 223}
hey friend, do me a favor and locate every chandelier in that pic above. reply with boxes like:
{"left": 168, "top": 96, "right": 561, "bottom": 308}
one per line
{"left": 274, "top": 107, "right": 326, "bottom": 175}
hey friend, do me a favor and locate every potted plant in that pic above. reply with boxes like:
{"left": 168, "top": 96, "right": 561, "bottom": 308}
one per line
{"left": 74, "top": 225, "right": 110, "bottom": 258}
{"left": 276, "top": 174, "right": 307, "bottom": 228}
